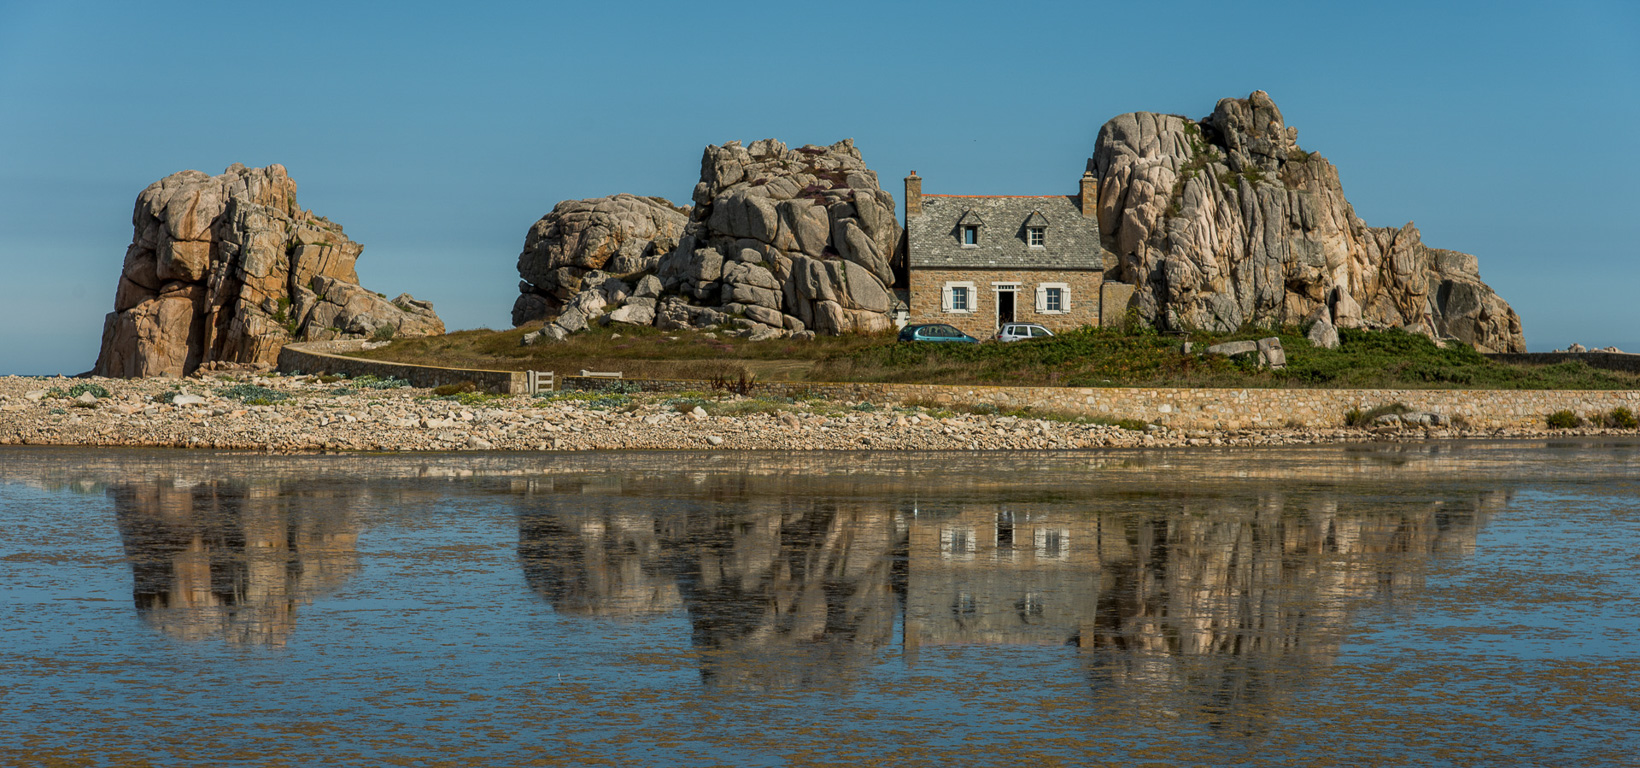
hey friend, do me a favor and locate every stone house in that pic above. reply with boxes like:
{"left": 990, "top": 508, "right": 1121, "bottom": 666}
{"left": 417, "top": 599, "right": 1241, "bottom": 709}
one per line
{"left": 903, "top": 171, "right": 1119, "bottom": 339}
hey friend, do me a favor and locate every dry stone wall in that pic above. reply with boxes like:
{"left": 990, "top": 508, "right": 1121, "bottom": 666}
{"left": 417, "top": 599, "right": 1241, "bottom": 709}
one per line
{"left": 563, "top": 376, "right": 1640, "bottom": 431}
{"left": 277, "top": 340, "right": 525, "bottom": 393}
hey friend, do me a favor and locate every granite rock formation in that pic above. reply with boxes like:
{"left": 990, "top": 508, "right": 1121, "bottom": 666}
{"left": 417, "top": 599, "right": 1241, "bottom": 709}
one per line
{"left": 94, "top": 164, "right": 443, "bottom": 377}
{"left": 519, "top": 139, "right": 903, "bottom": 342}
{"left": 512, "top": 194, "right": 689, "bottom": 326}
{"left": 1092, "top": 91, "right": 1525, "bottom": 352}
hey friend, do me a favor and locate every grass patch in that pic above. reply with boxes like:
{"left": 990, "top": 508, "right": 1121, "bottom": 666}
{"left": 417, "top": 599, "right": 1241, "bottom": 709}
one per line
{"left": 342, "top": 324, "right": 1640, "bottom": 391}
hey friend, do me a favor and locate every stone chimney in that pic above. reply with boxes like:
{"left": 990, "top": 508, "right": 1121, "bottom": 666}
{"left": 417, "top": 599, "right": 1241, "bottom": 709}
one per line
{"left": 1079, "top": 171, "right": 1096, "bottom": 218}
{"left": 905, "top": 171, "right": 922, "bottom": 217}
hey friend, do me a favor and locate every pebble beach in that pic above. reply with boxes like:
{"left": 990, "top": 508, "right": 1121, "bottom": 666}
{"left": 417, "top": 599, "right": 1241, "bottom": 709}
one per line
{"left": 0, "top": 373, "right": 1622, "bottom": 453}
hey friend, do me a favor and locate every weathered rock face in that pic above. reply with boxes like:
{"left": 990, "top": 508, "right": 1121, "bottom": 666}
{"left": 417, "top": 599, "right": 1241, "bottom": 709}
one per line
{"left": 512, "top": 194, "right": 689, "bottom": 326}
{"left": 520, "top": 139, "right": 903, "bottom": 342}
{"left": 94, "top": 164, "right": 443, "bottom": 377}
{"left": 1091, "top": 91, "right": 1525, "bottom": 352}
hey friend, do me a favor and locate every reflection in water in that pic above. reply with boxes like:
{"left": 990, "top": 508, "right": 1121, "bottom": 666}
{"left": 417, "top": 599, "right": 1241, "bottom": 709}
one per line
{"left": 515, "top": 465, "right": 1501, "bottom": 730}
{"left": 111, "top": 477, "right": 361, "bottom": 645}
{"left": 7, "top": 443, "right": 1636, "bottom": 765}
{"left": 518, "top": 475, "right": 909, "bottom": 689}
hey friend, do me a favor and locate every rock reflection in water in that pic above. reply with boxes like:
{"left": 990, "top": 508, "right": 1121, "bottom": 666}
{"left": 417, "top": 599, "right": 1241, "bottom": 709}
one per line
{"left": 112, "top": 477, "right": 361, "bottom": 645}
{"left": 516, "top": 469, "right": 1500, "bottom": 720}
{"left": 517, "top": 473, "right": 911, "bottom": 689}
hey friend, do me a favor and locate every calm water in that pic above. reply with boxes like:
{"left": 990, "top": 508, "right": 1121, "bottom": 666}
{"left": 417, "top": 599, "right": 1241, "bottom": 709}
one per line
{"left": 2, "top": 443, "right": 1638, "bottom": 767}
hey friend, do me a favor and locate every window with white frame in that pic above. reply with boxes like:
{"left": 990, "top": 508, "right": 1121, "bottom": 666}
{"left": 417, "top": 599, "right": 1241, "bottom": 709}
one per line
{"left": 1035, "top": 283, "right": 1070, "bottom": 314}
{"left": 1034, "top": 527, "right": 1069, "bottom": 560}
{"left": 942, "top": 281, "right": 976, "bottom": 314}
{"left": 961, "top": 225, "right": 979, "bottom": 246}
{"left": 941, "top": 526, "right": 977, "bottom": 561}
{"left": 1027, "top": 227, "right": 1045, "bottom": 247}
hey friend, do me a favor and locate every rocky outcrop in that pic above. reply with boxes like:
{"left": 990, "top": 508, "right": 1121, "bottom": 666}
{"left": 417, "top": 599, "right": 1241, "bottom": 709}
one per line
{"left": 1091, "top": 91, "right": 1525, "bottom": 352}
{"left": 512, "top": 194, "right": 689, "bottom": 326}
{"left": 521, "top": 139, "right": 903, "bottom": 342}
{"left": 94, "top": 164, "right": 443, "bottom": 378}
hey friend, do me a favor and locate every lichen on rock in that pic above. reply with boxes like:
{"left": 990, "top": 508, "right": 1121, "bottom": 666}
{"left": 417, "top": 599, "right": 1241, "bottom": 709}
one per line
{"left": 94, "top": 164, "right": 443, "bottom": 378}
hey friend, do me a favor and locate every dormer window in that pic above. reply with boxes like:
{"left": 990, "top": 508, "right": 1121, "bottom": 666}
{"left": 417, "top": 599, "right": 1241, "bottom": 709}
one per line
{"left": 1023, "top": 210, "right": 1049, "bottom": 248}
{"left": 957, "top": 210, "right": 985, "bottom": 247}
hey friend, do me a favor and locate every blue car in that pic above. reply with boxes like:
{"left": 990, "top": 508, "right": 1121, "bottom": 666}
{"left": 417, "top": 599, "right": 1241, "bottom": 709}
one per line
{"left": 898, "top": 324, "right": 980, "bottom": 344}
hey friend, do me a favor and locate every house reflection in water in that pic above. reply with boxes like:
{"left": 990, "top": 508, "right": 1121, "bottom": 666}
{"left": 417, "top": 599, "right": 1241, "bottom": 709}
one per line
{"left": 111, "top": 477, "right": 361, "bottom": 646}
{"left": 905, "top": 504, "right": 1112, "bottom": 649}
{"left": 516, "top": 472, "right": 1497, "bottom": 724}
{"left": 906, "top": 489, "right": 1496, "bottom": 733}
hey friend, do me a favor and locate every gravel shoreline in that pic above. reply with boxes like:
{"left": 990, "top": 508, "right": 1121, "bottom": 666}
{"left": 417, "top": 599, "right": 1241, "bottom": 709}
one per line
{"left": 0, "top": 373, "right": 1625, "bottom": 453}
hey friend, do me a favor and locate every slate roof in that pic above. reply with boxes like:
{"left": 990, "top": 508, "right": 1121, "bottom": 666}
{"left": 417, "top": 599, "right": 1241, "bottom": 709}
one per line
{"left": 908, "top": 194, "right": 1106, "bottom": 271}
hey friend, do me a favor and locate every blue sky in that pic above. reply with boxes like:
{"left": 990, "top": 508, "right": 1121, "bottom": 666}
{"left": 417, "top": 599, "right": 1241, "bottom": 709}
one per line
{"left": 1, "top": 0, "right": 1636, "bottom": 374}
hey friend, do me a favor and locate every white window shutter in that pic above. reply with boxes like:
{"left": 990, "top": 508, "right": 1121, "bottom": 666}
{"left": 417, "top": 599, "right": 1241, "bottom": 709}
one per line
{"left": 1035, "top": 285, "right": 1047, "bottom": 313}
{"left": 1062, "top": 288, "right": 1072, "bottom": 312}
{"left": 942, "top": 284, "right": 953, "bottom": 312}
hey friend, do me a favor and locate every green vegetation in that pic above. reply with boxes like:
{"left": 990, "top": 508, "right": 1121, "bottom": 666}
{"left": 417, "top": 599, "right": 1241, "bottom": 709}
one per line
{"left": 432, "top": 381, "right": 477, "bottom": 397}
{"left": 44, "top": 382, "right": 111, "bottom": 400}
{"left": 822, "top": 326, "right": 1610, "bottom": 390}
{"left": 1546, "top": 410, "right": 1583, "bottom": 429}
{"left": 434, "top": 391, "right": 508, "bottom": 406}
{"left": 273, "top": 297, "right": 299, "bottom": 335}
{"left": 1607, "top": 407, "right": 1639, "bottom": 429}
{"left": 350, "top": 374, "right": 410, "bottom": 389}
{"left": 49, "top": 382, "right": 110, "bottom": 400}
{"left": 217, "top": 384, "right": 289, "bottom": 406}
{"left": 350, "top": 323, "right": 1640, "bottom": 392}
{"left": 536, "top": 390, "right": 633, "bottom": 410}
{"left": 372, "top": 324, "right": 397, "bottom": 342}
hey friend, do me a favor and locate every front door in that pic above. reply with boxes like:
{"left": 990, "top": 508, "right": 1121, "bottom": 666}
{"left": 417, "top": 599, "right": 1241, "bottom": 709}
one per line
{"left": 997, "top": 290, "right": 1015, "bottom": 328}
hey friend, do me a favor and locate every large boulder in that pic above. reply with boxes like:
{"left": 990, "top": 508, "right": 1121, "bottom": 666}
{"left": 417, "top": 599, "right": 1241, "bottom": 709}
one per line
{"left": 512, "top": 194, "right": 688, "bottom": 325}
{"left": 654, "top": 138, "right": 903, "bottom": 335}
{"left": 93, "top": 164, "right": 443, "bottom": 377}
{"left": 520, "top": 138, "right": 903, "bottom": 338}
{"left": 1091, "top": 91, "right": 1525, "bottom": 353}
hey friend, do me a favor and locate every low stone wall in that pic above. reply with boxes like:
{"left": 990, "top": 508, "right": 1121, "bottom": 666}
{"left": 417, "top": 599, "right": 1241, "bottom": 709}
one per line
{"left": 1486, "top": 352, "right": 1640, "bottom": 375}
{"left": 278, "top": 340, "right": 526, "bottom": 393}
{"left": 563, "top": 375, "right": 1640, "bottom": 430}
